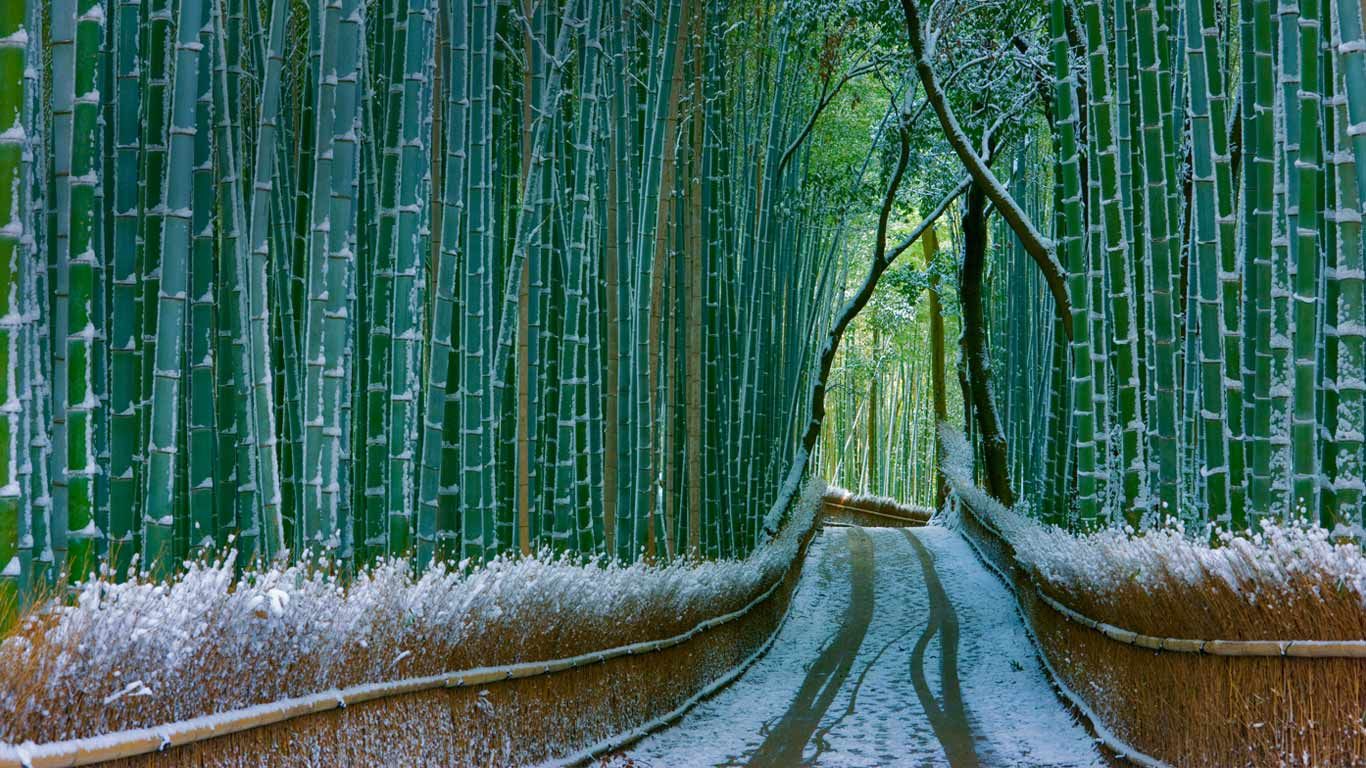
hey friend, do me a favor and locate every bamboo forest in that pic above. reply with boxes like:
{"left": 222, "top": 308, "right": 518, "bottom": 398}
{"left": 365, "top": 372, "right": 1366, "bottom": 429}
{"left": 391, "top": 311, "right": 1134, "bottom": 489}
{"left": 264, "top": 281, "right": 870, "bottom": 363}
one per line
{"left": 0, "top": 0, "right": 1364, "bottom": 765}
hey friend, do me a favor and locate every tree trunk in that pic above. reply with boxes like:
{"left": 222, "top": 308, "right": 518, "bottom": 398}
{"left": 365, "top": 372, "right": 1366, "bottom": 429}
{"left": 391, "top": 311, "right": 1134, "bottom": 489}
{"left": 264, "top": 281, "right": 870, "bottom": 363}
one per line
{"left": 926, "top": 228, "right": 950, "bottom": 511}
{"left": 867, "top": 329, "right": 879, "bottom": 493}
{"left": 959, "top": 182, "right": 1016, "bottom": 507}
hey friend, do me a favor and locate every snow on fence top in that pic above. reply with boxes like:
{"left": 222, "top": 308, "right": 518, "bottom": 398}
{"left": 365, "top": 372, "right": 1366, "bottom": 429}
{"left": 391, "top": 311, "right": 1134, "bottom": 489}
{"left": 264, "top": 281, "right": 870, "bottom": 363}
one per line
{"left": 822, "top": 486, "right": 934, "bottom": 521}
{"left": 0, "top": 479, "right": 825, "bottom": 753}
{"left": 938, "top": 425, "right": 1366, "bottom": 645}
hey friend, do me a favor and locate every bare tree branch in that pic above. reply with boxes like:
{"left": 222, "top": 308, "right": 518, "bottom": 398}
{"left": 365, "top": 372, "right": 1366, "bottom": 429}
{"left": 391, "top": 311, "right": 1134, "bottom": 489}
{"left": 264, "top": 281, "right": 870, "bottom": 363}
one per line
{"left": 777, "top": 58, "right": 881, "bottom": 177}
{"left": 899, "top": 0, "right": 1074, "bottom": 339}
{"left": 763, "top": 134, "right": 969, "bottom": 535}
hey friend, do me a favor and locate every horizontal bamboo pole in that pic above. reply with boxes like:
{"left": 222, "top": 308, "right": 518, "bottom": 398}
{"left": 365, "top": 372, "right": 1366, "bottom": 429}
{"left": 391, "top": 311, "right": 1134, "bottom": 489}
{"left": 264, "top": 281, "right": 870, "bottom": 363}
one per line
{"left": 1032, "top": 588, "right": 1366, "bottom": 657}
{"left": 819, "top": 500, "right": 928, "bottom": 522}
{"left": 821, "top": 499, "right": 932, "bottom": 525}
{"left": 0, "top": 546, "right": 804, "bottom": 768}
{"left": 821, "top": 489, "right": 934, "bottom": 520}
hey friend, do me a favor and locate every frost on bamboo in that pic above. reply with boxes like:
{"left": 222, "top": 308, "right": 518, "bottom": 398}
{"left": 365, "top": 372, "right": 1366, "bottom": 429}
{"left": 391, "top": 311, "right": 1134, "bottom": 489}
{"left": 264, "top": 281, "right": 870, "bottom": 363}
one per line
{"left": 0, "top": 0, "right": 839, "bottom": 609}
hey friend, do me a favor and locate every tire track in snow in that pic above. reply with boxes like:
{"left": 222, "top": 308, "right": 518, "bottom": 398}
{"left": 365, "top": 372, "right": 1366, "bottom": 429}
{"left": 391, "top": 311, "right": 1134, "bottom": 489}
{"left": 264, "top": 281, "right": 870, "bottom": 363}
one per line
{"left": 745, "top": 526, "right": 876, "bottom": 767}
{"left": 619, "top": 525, "right": 1104, "bottom": 767}
{"left": 903, "top": 528, "right": 980, "bottom": 768}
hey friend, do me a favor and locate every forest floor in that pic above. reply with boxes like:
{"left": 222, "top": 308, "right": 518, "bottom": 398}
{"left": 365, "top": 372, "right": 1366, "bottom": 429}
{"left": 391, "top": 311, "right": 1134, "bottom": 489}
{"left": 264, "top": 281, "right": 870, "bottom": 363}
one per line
{"left": 609, "top": 525, "right": 1107, "bottom": 768}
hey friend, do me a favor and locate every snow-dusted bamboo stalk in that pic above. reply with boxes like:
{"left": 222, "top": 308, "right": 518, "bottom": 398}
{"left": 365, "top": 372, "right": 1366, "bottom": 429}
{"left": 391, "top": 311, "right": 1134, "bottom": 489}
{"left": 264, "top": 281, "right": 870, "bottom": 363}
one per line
{"left": 141, "top": 0, "right": 205, "bottom": 577}
{"left": 0, "top": 0, "right": 28, "bottom": 617}
{"left": 386, "top": 0, "right": 432, "bottom": 563}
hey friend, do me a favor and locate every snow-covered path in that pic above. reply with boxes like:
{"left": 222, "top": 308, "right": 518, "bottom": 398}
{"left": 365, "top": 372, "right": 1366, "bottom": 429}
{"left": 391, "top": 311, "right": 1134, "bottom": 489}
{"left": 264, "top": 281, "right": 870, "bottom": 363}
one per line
{"left": 616, "top": 526, "right": 1106, "bottom": 768}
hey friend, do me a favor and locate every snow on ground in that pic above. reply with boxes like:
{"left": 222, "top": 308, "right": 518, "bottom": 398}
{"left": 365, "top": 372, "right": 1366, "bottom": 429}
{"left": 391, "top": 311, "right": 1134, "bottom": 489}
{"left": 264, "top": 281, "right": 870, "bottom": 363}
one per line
{"left": 619, "top": 525, "right": 1104, "bottom": 767}
{"left": 621, "top": 528, "right": 852, "bottom": 767}
{"left": 790, "top": 527, "right": 943, "bottom": 767}
{"left": 915, "top": 526, "right": 1104, "bottom": 768}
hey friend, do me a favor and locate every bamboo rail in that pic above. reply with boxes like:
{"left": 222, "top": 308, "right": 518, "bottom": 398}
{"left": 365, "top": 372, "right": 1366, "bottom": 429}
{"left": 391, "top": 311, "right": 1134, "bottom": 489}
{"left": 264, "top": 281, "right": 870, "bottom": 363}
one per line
{"left": 1032, "top": 588, "right": 1366, "bottom": 658}
{"left": 820, "top": 490, "right": 933, "bottom": 526}
{"left": 0, "top": 535, "right": 807, "bottom": 768}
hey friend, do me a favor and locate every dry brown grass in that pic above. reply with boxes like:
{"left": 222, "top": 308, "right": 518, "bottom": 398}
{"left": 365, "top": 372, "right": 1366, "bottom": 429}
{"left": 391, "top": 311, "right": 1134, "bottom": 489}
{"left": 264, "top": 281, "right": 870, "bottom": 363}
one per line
{"left": 1013, "top": 520, "right": 1366, "bottom": 643}
{"left": 1029, "top": 594, "right": 1366, "bottom": 768}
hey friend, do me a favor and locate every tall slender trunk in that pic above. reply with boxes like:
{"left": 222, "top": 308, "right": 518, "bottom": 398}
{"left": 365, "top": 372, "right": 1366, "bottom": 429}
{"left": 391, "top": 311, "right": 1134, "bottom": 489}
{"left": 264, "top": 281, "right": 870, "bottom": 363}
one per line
{"left": 926, "top": 228, "right": 949, "bottom": 511}
{"left": 959, "top": 182, "right": 1015, "bottom": 507}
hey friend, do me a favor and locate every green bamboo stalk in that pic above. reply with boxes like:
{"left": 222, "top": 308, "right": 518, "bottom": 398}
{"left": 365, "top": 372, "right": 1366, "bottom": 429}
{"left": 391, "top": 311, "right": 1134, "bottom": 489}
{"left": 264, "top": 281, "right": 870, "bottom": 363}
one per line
{"left": 137, "top": 0, "right": 172, "bottom": 560}
{"left": 556, "top": 0, "right": 605, "bottom": 555}
{"left": 108, "top": 0, "right": 141, "bottom": 575}
{"left": 187, "top": 5, "right": 216, "bottom": 553}
{"left": 417, "top": 0, "right": 469, "bottom": 569}
{"left": 412, "top": 0, "right": 472, "bottom": 568}
{"left": 22, "top": 0, "right": 50, "bottom": 589}
{"left": 301, "top": 0, "right": 342, "bottom": 557}
{"left": 241, "top": 0, "right": 292, "bottom": 561}
{"left": 367, "top": 0, "right": 404, "bottom": 559}
{"left": 1051, "top": 0, "right": 1096, "bottom": 527}
{"left": 65, "top": 0, "right": 109, "bottom": 579}
{"left": 209, "top": 0, "right": 263, "bottom": 565}
{"left": 0, "top": 0, "right": 27, "bottom": 614}
{"left": 1245, "top": 0, "right": 1276, "bottom": 523}
{"left": 1183, "top": 0, "right": 1231, "bottom": 525}
{"left": 49, "top": 0, "right": 76, "bottom": 576}
{"left": 516, "top": 0, "right": 548, "bottom": 555}
{"left": 1135, "top": 0, "right": 1181, "bottom": 517}
{"left": 459, "top": 0, "right": 494, "bottom": 562}
{"left": 300, "top": 0, "right": 363, "bottom": 561}
{"left": 1333, "top": 0, "right": 1366, "bottom": 527}
{"left": 1291, "top": 0, "right": 1324, "bottom": 521}
{"left": 1198, "top": 0, "right": 1246, "bottom": 526}
{"left": 387, "top": 0, "right": 432, "bottom": 561}
{"left": 141, "top": 0, "right": 206, "bottom": 577}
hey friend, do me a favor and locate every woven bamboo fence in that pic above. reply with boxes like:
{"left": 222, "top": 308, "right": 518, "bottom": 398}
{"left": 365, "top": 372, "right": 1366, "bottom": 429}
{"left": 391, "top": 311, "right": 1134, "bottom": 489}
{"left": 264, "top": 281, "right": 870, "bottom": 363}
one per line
{"left": 0, "top": 526, "right": 820, "bottom": 768}
{"left": 820, "top": 491, "right": 932, "bottom": 528}
{"left": 956, "top": 493, "right": 1366, "bottom": 768}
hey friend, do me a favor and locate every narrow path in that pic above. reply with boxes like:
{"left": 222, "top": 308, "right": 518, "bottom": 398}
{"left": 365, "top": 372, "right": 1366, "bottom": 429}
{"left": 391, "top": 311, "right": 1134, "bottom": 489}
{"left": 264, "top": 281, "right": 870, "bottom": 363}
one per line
{"left": 903, "top": 529, "right": 978, "bottom": 768}
{"left": 618, "top": 526, "right": 1105, "bottom": 767}
{"left": 747, "top": 527, "right": 876, "bottom": 766}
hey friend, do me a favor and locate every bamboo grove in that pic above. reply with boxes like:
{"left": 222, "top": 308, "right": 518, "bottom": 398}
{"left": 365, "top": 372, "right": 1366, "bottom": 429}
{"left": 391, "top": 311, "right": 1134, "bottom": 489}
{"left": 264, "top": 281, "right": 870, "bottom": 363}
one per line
{"left": 973, "top": 0, "right": 1366, "bottom": 534}
{"left": 0, "top": 0, "right": 843, "bottom": 609}
{"left": 815, "top": 226, "right": 962, "bottom": 507}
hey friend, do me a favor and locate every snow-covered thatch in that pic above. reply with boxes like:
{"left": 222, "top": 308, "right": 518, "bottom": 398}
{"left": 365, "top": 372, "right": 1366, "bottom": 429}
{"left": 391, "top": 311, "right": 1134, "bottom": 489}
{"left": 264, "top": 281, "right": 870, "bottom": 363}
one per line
{"left": 0, "top": 479, "right": 824, "bottom": 747}
{"left": 939, "top": 425, "right": 1366, "bottom": 641}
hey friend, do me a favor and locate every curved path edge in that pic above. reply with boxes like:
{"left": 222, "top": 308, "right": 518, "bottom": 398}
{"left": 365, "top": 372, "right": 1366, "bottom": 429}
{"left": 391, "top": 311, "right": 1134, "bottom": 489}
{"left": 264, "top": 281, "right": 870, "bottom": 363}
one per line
{"left": 544, "top": 597, "right": 802, "bottom": 768}
{"left": 745, "top": 527, "right": 877, "bottom": 767}
{"left": 955, "top": 499, "right": 1170, "bottom": 768}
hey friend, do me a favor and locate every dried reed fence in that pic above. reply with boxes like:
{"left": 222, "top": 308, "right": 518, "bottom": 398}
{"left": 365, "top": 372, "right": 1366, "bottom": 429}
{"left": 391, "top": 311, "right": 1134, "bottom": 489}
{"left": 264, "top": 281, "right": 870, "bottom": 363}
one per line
{"left": 821, "top": 488, "right": 932, "bottom": 528}
{"left": 30, "top": 571, "right": 803, "bottom": 768}
{"left": 951, "top": 480, "right": 1366, "bottom": 767}
{"left": 0, "top": 489, "right": 826, "bottom": 768}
